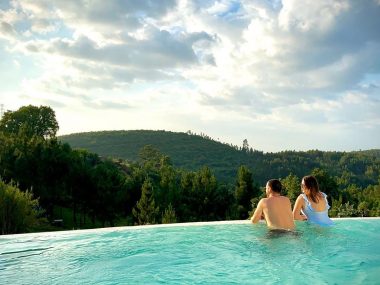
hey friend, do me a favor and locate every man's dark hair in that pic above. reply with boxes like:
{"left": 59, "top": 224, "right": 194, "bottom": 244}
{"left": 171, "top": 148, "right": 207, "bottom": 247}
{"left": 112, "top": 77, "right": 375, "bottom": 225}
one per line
{"left": 267, "top": 179, "right": 282, "bottom": 193}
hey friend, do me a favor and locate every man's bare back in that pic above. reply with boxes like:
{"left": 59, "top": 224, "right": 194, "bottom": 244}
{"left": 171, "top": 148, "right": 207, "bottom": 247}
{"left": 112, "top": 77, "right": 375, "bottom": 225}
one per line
{"left": 251, "top": 179, "right": 295, "bottom": 230}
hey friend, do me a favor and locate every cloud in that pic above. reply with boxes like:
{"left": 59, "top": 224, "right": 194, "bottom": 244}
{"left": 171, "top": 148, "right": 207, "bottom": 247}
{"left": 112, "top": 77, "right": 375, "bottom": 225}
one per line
{"left": 83, "top": 99, "right": 131, "bottom": 110}
{"left": 7, "top": 0, "right": 379, "bottom": 96}
{"left": 238, "top": 0, "right": 380, "bottom": 85}
{"left": 10, "top": 0, "right": 177, "bottom": 36}
{"left": 40, "top": 98, "right": 66, "bottom": 108}
{"left": 0, "top": 21, "right": 17, "bottom": 40}
{"left": 0, "top": 0, "right": 379, "bottom": 151}
{"left": 185, "top": 0, "right": 380, "bottom": 127}
{"left": 39, "top": 28, "right": 214, "bottom": 69}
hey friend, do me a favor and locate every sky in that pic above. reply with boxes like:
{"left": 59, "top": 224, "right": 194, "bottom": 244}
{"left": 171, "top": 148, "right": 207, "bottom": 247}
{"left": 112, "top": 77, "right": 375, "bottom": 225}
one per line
{"left": 0, "top": 0, "right": 380, "bottom": 152}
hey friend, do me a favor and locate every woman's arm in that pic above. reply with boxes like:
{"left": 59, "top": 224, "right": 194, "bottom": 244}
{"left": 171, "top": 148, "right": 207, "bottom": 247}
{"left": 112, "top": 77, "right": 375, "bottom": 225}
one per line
{"left": 293, "top": 195, "right": 307, "bottom": 221}
{"left": 251, "top": 199, "right": 264, "bottom": 224}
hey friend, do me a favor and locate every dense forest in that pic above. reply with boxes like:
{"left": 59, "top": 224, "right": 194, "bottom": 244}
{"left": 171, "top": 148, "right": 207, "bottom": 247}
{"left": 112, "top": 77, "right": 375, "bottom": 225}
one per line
{"left": 1, "top": 105, "right": 379, "bottom": 235}
{"left": 60, "top": 130, "right": 380, "bottom": 188}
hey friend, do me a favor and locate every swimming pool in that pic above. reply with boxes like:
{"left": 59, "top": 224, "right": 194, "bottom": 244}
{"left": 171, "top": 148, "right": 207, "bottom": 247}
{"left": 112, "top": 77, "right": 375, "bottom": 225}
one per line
{"left": 1, "top": 218, "right": 379, "bottom": 285}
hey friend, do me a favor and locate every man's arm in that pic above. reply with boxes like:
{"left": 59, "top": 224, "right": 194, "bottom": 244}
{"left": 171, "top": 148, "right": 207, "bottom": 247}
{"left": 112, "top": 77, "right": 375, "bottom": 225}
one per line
{"left": 251, "top": 199, "right": 264, "bottom": 224}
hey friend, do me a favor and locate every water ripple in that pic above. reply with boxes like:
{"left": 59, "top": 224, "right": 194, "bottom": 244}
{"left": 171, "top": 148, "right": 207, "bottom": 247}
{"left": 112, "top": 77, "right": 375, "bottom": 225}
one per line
{"left": 0, "top": 219, "right": 379, "bottom": 285}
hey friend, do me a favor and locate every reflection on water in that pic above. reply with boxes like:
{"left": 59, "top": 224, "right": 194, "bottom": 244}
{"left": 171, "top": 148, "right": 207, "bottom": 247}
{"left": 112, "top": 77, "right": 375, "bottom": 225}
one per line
{"left": 265, "top": 228, "right": 302, "bottom": 239}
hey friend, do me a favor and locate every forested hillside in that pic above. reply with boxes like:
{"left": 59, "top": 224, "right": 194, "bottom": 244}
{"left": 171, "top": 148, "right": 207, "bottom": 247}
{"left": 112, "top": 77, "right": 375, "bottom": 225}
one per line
{"left": 1, "top": 106, "right": 379, "bottom": 235}
{"left": 60, "top": 130, "right": 380, "bottom": 188}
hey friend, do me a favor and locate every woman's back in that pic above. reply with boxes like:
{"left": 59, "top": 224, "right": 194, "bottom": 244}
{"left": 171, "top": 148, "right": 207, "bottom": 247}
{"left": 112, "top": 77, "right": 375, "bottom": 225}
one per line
{"left": 306, "top": 192, "right": 327, "bottom": 211}
{"left": 301, "top": 192, "right": 333, "bottom": 226}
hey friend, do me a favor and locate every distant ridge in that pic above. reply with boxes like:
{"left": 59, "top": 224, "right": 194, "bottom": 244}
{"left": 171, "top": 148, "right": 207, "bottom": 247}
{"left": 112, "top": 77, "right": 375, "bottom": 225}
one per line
{"left": 60, "top": 130, "right": 248, "bottom": 182}
{"left": 59, "top": 130, "right": 380, "bottom": 186}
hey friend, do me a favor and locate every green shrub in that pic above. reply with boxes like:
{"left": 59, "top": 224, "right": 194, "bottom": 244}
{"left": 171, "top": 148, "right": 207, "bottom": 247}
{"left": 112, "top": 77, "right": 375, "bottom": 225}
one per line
{"left": 0, "top": 180, "right": 43, "bottom": 234}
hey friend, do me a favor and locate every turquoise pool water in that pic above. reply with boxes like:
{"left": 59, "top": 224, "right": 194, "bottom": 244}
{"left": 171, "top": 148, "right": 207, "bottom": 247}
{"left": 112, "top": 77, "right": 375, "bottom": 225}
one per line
{"left": 1, "top": 219, "right": 379, "bottom": 285}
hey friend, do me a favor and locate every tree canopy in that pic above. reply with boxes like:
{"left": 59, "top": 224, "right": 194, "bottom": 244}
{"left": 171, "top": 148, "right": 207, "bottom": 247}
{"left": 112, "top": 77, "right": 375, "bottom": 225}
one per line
{"left": 0, "top": 105, "right": 58, "bottom": 139}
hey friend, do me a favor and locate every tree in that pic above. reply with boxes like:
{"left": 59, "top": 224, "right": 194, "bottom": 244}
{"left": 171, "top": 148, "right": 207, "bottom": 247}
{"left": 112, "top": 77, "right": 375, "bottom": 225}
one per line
{"left": 158, "top": 163, "right": 180, "bottom": 211}
{"left": 91, "top": 160, "right": 125, "bottom": 227}
{"left": 360, "top": 182, "right": 380, "bottom": 217}
{"left": 178, "top": 171, "right": 195, "bottom": 221}
{"left": 235, "top": 165, "right": 260, "bottom": 219}
{"left": 0, "top": 179, "right": 44, "bottom": 234}
{"left": 0, "top": 105, "right": 59, "bottom": 139}
{"left": 333, "top": 201, "right": 357, "bottom": 217}
{"left": 242, "top": 139, "right": 249, "bottom": 152}
{"left": 0, "top": 135, "right": 73, "bottom": 217}
{"left": 132, "top": 179, "right": 159, "bottom": 225}
{"left": 138, "top": 145, "right": 165, "bottom": 168}
{"left": 311, "top": 168, "right": 339, "bottom": 204}
{"left": 161, "top": 204, "right": 177, "bottom": 224}
{"left": 192, "top": 166, "right": 218, "bottom": 220}
{"left": 281, "top": 173, "right": 300, "bottom": 204}
{"left": 67, "top": 149, "right": 100, "bottom": 227}
{"left": 357, "top": 201, "right": 369, "bottom": 217}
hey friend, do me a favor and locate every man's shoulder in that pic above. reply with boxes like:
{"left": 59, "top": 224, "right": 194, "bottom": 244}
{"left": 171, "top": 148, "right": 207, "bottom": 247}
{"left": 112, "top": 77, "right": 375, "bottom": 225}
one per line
{"left": 282, "top": 195, "right": 292, "bottom": 199}
{"left": 258, "top": 197, "right": 268, "bottom": 204}
{"left": 279, "top": 195, "right": 292, "bottom": 204}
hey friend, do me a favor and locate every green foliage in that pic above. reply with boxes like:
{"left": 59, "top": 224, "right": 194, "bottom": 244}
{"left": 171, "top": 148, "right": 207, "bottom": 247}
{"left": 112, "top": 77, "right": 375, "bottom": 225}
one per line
{"left": 0, "top": 105, "right": 58, "bottom": 139}
{"left": 1, "top": 106, "right": 380, "bottom": 234}
{"left": 350, "top": 182, "right": 380, "bottom": 217}
{"left": 339, "top": 202, "right": 357, "bottom": 217}
{"left": 132, "top": 179, "right": 159, "bottom": 225}
{"left": 0, "top": 179, "right": 43, "bottom": 234}
{"left": 311, "top": 168, "right": 339, "bottom": 204}
{"left": 191, "top": 166, "right": 219, "bottom": 220}
{"left": 330, "top": 197, "right": 357, "bottom": 217}
{"left": 162, "top": 204, "right": 177, "bottom": 224}
{"left": 60, "top": 130, "right": 380, "bottom": 188}
{"left": 357, "top": 201, "right": 369, "bottom": 217}
{"left": 139, "top": 145, "right": 168, "bottom": 168}
{"left": 51, "top": 206, "right": 102, "bottom": 230}
{"left": 90, "top": 160, "right": 125, "bottom": 227}
{"left": 281, "top": 173, "right": 300, "bottom": 204}
{"left": 234, "top": 165, "right": 260, "bottom": 219}
{"left": 248, "top": 187, "right": 266, "bottom": 217}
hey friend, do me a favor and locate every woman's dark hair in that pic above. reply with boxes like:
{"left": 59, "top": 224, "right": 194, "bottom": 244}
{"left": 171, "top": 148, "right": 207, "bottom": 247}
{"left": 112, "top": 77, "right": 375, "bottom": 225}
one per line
{"left": 302, "top": 175, "right": 320, "bottom": 203}
{"left": 267, "top": 179, "right": 282, "bottom": 193}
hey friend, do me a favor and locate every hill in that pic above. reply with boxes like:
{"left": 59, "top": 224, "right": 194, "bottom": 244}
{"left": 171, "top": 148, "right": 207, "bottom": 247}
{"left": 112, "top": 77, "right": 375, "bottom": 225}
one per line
{"left": 60, "top": 130, "right": 247, "bottom": 181}
{"left": 59, "top": 130, "right": 380, "bottom": 187}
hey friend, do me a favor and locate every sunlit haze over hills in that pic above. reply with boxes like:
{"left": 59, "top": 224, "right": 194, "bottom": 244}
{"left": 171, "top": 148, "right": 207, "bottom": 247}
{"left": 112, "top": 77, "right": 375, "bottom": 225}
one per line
{"left": 1, "top": 0, "right": 379, "bottom": 152}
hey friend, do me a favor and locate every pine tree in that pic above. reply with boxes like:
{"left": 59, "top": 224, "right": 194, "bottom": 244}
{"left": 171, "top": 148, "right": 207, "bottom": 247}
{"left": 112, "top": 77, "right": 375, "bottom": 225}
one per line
{"left": 242, "top": 139, "right": 249, "bottom": 152}
{"left": 281, "top": 173, "right": 300, "bottom": 204}
{"left": 235, "top": 165, "right": 260, "bottom": 219}
{"left": 132, "top": 179, "right": 159, "bottom": 225}
{"left": 161, "top": 203, "right": 177, "bottom": 224}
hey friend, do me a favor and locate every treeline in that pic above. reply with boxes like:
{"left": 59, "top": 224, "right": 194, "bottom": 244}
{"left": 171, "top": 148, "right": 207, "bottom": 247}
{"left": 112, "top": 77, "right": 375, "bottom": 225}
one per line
{"left": 60, "top": 130, "right": 380, "bottom": 188}
{"left": 0, "top": 105, "right": 379, "bottom": 235}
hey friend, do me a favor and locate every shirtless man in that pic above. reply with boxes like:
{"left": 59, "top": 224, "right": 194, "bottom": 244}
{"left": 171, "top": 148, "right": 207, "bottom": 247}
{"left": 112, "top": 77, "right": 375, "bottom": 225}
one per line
{"left": 251, "top": 179, "right": 295, "bottom": 230}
